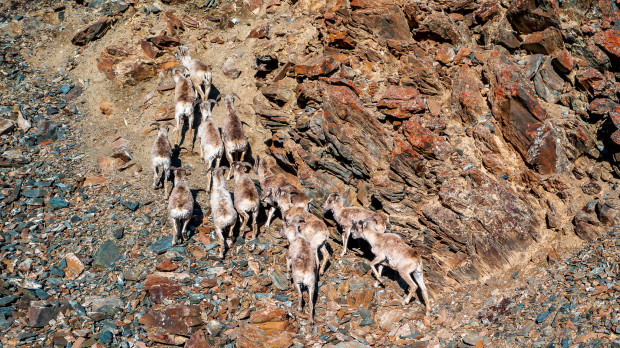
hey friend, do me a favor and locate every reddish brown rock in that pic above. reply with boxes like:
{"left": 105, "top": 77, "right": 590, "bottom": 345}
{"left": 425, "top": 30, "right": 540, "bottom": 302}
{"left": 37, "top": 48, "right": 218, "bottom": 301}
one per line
{"left": 63, "top": 253, "right": 84, "bottom": 280}
{"left": 248, "top": 23, "right": 271, "bottom": 39}
{"left": 156, "top": 259, "right": 179, "bottom": 272}
{"left": 506, "top": 0, "right": 560, "bottom": 34}
{"left": 593, "top": 29, "right": 620, "bottom": 65}
{"left": 475, "top": 1, "right": 501, "bottom": 23}
{"left": 72, "top": 16, "right": 112, "bottom": 46}
{"left": 576, "top": 67, "right": 615, "bottom": 99}
{"left": 526, "top": 123, "right": 561, "bottom": 174}
{"left": 351, "top": 3, "right": 412, "bottom": 42}
{"left": 28, "top": 304, "right": 71, "bottom": 328}
{"left": 377, "top": 86, "right": 426, "bottom": 119}
{"left": 184, "top": 330, "right": 208, "bottom": 348}
{"left": 327, "top": 29, "right": 356, "bottom": 49}
{"left": 399, "top": 45, "right": 443, "bottom": 95}
{"left": 164, "top": 11, "right": 184, "bottom": 35}
{"left": 421, "top": 169, "right": 541, "bottom": 281}
{"left": 552, "top": 48, "right": 574, "bottom": 73}
{"left": 147, "top": 332, "right": 187, "bottom": 346}
{"left": 610, "top": 105, "right": 620, "bottom": 128}
{"left": 589, "top": 98, "right": 619, "bottom": 118}
{"left": 235, "top": 323, "right": 294, "bottom": 348}
{"left": 611, "top": 130, "right": 620, "bottom": 146}
{"left": 521, "top": 27, "right": 564, "bottom": 55}
{"left": 484, "top": 51, "right": 547, "bottom": 158}
{"left": 418, "top": 11, "right": 467, "bottom": 44}
{"left": 148, "top": 33, "right": 182, "bottom": 48}
{"left": 294, "top": 55, "right": 339, "bottom": 78}
{"left": 399, "top": 116, "right": 446, "bottom": 159}
{"left": 319, "top": 83, "right": 391, "bottom": 179}
{"left": 573, "top": 209, "right": 602, "bottom": 240}
{"left": 139, "top": 304, "right": 202, "bottom": 336}
{"left": 144, "top": 273, "right": 183, "bottom": 303}
{"left": 244, "top": 0, "right": 263, "bottom": 14}
{"left": 436, "top": 44, "right": 455, "bottom": 65}
{"left": 249, "top": 304, "right": 288, "bottom": 324}
{"left": 97, "top": 46, "right": 158, "bottom": 87}
{"left": 0, "top": 119, "right": 15, "bottom": 135}
{"left": 98, "top": 156, "right": 125, "bottom": 173}
{"left": 451, "top": 65, "right": 488, "bottom": 124}
{"left": 83, "top": 175, "right": 108, "bottom": 186}
{"left": 140, "top": 39, "right": 160, "bottom": 59}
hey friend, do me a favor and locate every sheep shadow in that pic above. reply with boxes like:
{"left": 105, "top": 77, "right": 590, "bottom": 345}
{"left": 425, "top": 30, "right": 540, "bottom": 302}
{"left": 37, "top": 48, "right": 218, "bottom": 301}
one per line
{"left": 188, "top": 188, "right": 206, "bottom": 241}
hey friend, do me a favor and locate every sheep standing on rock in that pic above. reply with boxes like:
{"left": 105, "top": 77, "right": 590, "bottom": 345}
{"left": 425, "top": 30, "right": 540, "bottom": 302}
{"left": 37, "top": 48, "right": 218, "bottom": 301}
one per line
{"left": 231, "top": 162, "right": 259, "bottom": 240}
{"left": 255, "top": 155, "right": 291, "bottom": 228}
{"left": 176, "top": 46, "right": 212, "bottom": 101}
{"left": 276, "top": 188, "right": 330, "bottom": 275}
{"left": 150, "top": 122, "right": 172, "bottom": 196}
{"left": 210, "top": 167, "right": 237, "bottom": 259}
{"left": 168, "top": 167, "right": 194, "bottom": 246}
{"left": 351, "top": 218, "right": 430, "bottom": 315}
{"left": 322, "top": 192, "right": 387, "bottom": 256}
{"left": 172, "top": 68, "right": 197, "bottom": 145}
{"left": 221, "top": 94, "right": 249, "bottom": 180}
{"left": 197, "top": 100, "right": 223, "bottom": 192}
{"left": 282, "top": 217, "right": 316, "bottom": 323}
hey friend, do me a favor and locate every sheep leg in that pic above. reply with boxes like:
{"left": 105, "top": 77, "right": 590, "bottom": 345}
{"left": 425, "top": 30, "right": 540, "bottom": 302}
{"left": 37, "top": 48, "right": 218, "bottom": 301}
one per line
{"left": 374, "top": 264, "right": 384, "bottom": 287}
{"left": 341, "top": 226, "right": 352, "bottom": 257}
{"left": 400, "top": 270, "right": 419, "bottom": 305}
{"left": 152, "top": 165, "right": 159, "bottom": 189}
{"left": 295, "top": 282, "right": 304, "bottom": 312}
{"left": 286, "top": 256, "right": 291, "bottom": 280}
{"left": 189, "top": 114, "right": 195, "bottom": 151}
{"left": 228, "top": 223, "right": 236, "bottom": 244}
{"left": 250, "top": 210, "right": 258, "bottom": 240}
{"left": 370, "top": 257, "right": 386, "bottom": 287}
{"left": 180, "top": 217, "right": 190, "bottom": 245}
{"left": 308, "top": 281, "right": 315, "bottom": 324}
{"left": 314, "top": 250, "right": 320, "bottom": 276}
{"left": 413, "top": 268, "right": 431, "bottom": 316}
{"left": 174, "top": 113, "right": 181, "bottom": 145}
{"left": 265, "top": 206, "right": 276, "bottom": 229}
{"left": 164, "top": 168, "right": 171, "bottom": 198}
{"left": 226, "top": 151, "right": 234, "bottom": 180}
{"left": 215, "top": 156, "right": 222, "bottom": 169}
{"left": 215, "top": 227, "right": 226, "bottom": 259}
{"left": 171, "top": 218, "right": 179, "bottom": 246}
{"left": 319, "top": 244, "right": 329, "bottom": 275}
{"left": 239, "top": 211, "right": 249, "bottom": 238}
{"left": 195, "top": 80, "right": 206, "bottom": 101}
{"left": 206, "top": 167, "right": 213, "bottom": 193}
{"left": 239, "top": 150, "right": 246, "bottom": 162}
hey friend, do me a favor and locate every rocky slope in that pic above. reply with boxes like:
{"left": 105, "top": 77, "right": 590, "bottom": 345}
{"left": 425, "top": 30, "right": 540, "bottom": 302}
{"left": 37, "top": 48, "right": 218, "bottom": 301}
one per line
{"left": 0, "top": 0, "right": 618, "bottom": 347}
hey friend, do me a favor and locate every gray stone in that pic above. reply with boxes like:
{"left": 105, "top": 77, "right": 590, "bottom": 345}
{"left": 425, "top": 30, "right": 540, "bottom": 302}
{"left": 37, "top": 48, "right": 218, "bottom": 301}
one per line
{"left": 93, "top": 240, "right": 121, "bottom": 268}
{"left": 49, "top": 197, "right": 68, "bottom": 208}
{"left": 148, "top": 236, "right": 172, "bottom": 254}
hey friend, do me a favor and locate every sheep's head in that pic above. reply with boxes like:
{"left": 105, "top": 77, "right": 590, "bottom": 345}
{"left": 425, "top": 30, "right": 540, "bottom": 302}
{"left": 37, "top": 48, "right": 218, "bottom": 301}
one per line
{"left": 176, "top": 46, "right": 191, "bottom": 65}
{"left": 322, "top": 192, "right": 342, "bottom": 212}
{"left": 231, "top": 162, "right": 252, "bottom": 178}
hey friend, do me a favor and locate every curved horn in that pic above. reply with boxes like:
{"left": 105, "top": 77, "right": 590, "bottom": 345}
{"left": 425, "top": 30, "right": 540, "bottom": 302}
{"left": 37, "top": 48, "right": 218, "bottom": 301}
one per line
{"left": 231, "top": 93, "right": 240, "bottom": 101}
{"left": 150, "top": 122, "right": 160, "bottom": 127}
{"left": 241, "top": 162, "right": 252, "bottom": 171}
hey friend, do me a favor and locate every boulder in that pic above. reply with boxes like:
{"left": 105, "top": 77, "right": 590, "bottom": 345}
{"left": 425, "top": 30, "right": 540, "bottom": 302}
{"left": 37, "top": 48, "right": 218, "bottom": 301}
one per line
{"left": 72, "top": 16, "right": 113, "bottom": 46}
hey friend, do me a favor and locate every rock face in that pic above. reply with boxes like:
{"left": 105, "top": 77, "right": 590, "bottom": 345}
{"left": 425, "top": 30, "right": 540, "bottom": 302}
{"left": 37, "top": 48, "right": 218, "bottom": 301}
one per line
{"left": 253, "top": 0, "right": 620, "bottom": 292}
